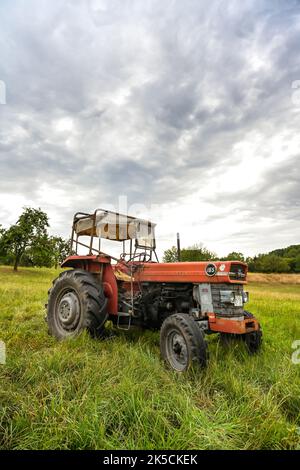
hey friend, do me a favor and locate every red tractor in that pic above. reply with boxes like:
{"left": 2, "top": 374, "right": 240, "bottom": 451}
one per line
{"left": 46, "top": 209, "right": 262, "bottom": 371}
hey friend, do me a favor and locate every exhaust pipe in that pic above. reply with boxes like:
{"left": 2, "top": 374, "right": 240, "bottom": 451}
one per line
{"left": 177, "top": 232, "right": 181, "bottom": 262}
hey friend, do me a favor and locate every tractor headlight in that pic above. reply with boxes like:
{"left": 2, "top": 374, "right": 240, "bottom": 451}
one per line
{"left": 242, "top": 291, "right": 249, "bottom": 303}
{"left": 220, "top": 290, "right": 236, "bottom": 304}
{"left": 220, "top": 290, "right": 245, "bottom": 306}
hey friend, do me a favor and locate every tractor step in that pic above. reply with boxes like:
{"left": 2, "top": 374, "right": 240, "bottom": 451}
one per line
{"left": 117, "top": 311, "right": 132, "bottom": 330}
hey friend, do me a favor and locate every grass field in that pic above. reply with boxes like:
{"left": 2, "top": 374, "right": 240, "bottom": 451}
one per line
{"left": 0, "top": 266, "right": 300, "bottom": 450}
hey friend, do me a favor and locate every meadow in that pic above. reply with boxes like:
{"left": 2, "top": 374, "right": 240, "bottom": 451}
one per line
{"left": 0, "top": 266, "right": 300, "bottom": 450}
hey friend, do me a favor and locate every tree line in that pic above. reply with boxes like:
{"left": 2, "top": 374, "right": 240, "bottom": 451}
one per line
{"left": 0, "top": 207, "right": 70, "bottom": 271}
{"left": 163, "top": 243, "right": 300, "bottom": 273}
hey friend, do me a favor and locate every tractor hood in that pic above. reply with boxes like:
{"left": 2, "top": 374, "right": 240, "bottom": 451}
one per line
{"left": 133, "top": 261, "right": 248, "bottom": 284}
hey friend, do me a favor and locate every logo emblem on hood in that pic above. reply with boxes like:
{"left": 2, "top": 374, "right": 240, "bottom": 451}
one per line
{"left": 205, "top": 263, "right": 217, "bottom": 276}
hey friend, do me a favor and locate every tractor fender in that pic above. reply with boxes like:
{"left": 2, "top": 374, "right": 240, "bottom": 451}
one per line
{"left": 61, "top": 255, "right": 119, "bottom": 315}
{"left": 102, "top": 264, "right": 118, "bottom": 315}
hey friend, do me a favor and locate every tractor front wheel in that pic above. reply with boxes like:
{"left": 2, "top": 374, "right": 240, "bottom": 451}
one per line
{"left": 243, "top": 328, "right": 262, "bottom": 354}
{"left": 47, "top": 269, "right": 108, "bottom": 340}
{"left": 160, "top": 313, "right": 208, "bottom": 371}
{"left": 243, "top": 311, "right": 263, "bottom": 354}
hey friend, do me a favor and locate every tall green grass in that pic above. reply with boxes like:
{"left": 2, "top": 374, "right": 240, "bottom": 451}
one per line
{"left": 0, "top": 266, "right": 299, "bottom": 449}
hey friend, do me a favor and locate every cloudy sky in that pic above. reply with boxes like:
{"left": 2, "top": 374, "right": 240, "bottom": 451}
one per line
{"left": 0, "top": 0, "right": 300, "bottom": 258}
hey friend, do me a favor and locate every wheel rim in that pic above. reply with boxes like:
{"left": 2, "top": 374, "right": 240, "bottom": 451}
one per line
{"left": 55, "top": 289, "right": 81, "bottom": 333}
{"left": 166, "top": 330, "right": 188, "bottom": 371}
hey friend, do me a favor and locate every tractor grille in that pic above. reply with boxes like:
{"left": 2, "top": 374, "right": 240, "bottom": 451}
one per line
{"left": 211, "top": 283, "right": 244, "bottom": 318}
{"left": 229, "top": 263, "right": 246, "bottom": 280}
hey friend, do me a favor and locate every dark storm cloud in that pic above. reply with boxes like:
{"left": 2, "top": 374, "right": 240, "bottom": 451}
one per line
{"left": 0, "top": 0, "right": 300, "bottom": 252}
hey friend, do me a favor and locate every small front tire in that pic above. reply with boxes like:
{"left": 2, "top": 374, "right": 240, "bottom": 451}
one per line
{"left": 244, "top": 327, "right": 262, "bottom": 354}
{"left": 160, "top": 313, "right": 208, "bottom": 371}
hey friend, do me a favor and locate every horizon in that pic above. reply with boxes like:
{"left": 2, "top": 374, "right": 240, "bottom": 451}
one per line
{"left": 0, "top": 203, "right": 298, "bottom": 260}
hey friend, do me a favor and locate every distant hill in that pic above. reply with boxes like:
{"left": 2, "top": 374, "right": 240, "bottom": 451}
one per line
{"left": 269, "top": 245, "right": 300, "bottom": 259}
{"left": 248, "top": 244, "right": 300, "bottom": 273}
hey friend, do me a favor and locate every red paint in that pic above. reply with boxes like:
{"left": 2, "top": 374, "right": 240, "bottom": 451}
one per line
{"left": 208, "top": 313, "right": 259, "bottom": 334}
{"left": 61, "top": 256, "right": 250, "bottom": 327}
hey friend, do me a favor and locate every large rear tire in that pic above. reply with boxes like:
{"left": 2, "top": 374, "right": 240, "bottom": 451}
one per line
{"left": 160, "top": 314, "right": 208, "bottom": 371}
{"left": 47, "top": 269, "right": 108, "bottom": 340}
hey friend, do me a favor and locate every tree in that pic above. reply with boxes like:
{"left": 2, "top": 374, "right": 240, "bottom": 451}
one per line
{"left": 49, "top": 236, "right": 70, "bottom": 268}
{"left": 7, "top": 234, "right": 70, "bottom": 269}
{"left": 181, "top": 244, "right": 217, "bottom": 262}
{"left": 263, "top": 255, "right": 290, "bottom": 273}
{"left": 0, "top": 225, "right": 5, "bottom": 256}
{"left": 22, "top": 234, "right": 54, "bottom": 268}
{"left": 270, "top": 245, "right": 300, "bottom": 259}
{"left": 20, "top": 235, "right": 70, "bottom": 268}
{"left": 0, "top": 207, "right": 49, "bottom": 271}
{"left": 163, "top": 246, "right": 179, "bottom": 263}
{"left": 222, "top": 252, "right": 245, "bottom": 262}
{"left": 294, "top": 255, "right": 300, "bottom": 273}
{"left": 163, "top": 243, "right": 216, "bottom": 263}
{"left": 249, "top": 254, "right": 291, "bottom": 273}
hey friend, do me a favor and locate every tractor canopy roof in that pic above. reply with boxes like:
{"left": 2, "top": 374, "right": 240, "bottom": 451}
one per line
{"left": 73, "top": 209, "right": 156, "bottom": 247}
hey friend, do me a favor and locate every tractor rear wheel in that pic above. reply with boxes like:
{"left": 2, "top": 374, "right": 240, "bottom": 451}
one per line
{"left": 160, "top": 313, "right": 208, "bottom": 371}
{"left": 47, "top": 269, "right": 108, "bottom": 340}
